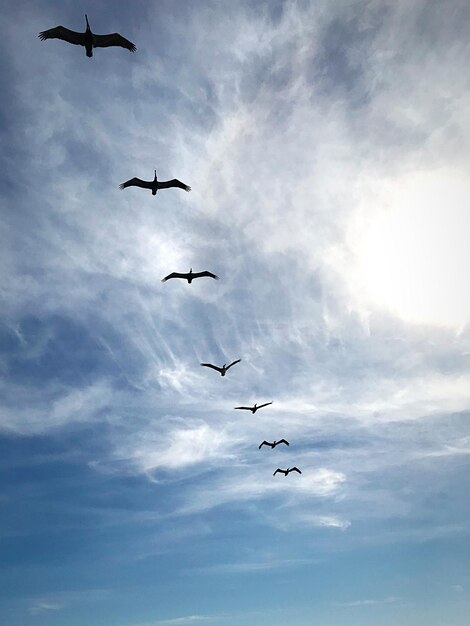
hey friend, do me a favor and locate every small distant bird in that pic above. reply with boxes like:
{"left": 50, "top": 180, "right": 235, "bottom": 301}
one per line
{"left": 201, "top": 360, "right": 241, "bottom": 376}
{"left": 234, "top": 402, "right": 272, "bottom": 414}
{"left": 39, "top": 14, "right": 136, "bottom": 58}
{"left": 259, "top": 439, "right": 289, "bottom": 449}
{"left": 119, "top": 170, "right": 191, "bottom": 195}
{"left": 162, "top": 269, "right": 219, "bottom": 283}
{"left": 273, "top": 467, "right": 302, "bottom": 476}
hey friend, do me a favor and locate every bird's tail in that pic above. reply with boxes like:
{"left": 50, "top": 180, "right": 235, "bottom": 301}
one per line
{"left": 86, "top": 47, "right": 93, "bottom": 58}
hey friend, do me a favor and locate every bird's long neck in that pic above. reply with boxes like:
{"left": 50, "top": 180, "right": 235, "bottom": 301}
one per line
{"left": 85, "top": 14, "right": 90, "bottom": 31}
{"left": 154, "top": 170, "right": 157, "bottom": 181}
{"left": 189, "top": 268, "right": 192, "bottom": 274}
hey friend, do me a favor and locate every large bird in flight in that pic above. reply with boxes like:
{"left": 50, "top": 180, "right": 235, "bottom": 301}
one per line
{"left": 39, "top": 15, "right": 136, "bottom": 58}
{"left": 273, "top": 467, "right": 302, "bottom": 476}
{"left": 162, "top": 269, "right": 219, "bottom": 284}
{"left": 258, "top": 439, "right": 289, "bottom": 449}
{"left": 234, "top": 402, "right": 272, "bottom": 414}
{"left": 201, "top": 360, "right": 241, "bottom": 376}
{"left": 119, "top": 170, "right": 191, "bottom": 196}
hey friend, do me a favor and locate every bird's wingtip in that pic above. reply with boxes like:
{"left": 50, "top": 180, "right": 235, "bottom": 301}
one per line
{"left": 118, "top": 183, "right": 125, "bottom": 190}
{"left": 185, "top": 185, "right": 191, "bottom": 192}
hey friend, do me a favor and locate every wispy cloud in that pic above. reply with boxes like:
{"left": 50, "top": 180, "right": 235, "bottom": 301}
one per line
{"left": 334, "top": 596, "right": 400, "bottom": 607}
{"left": 129, "top": 616, "right": 216, "bottom": 626}
{"left": 186, "top": 558, "right": 314, "bottom": 575}
{"left": 28, "top": 601, "right": 62, "bottom": 616}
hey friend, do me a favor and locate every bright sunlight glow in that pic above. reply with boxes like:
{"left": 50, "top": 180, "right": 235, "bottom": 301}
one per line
{"left": 346, "top": 169, "right": 470, "bottom": 328}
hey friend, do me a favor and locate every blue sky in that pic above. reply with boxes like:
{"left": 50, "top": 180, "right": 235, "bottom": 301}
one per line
{"left": 1, "top": 0, "right": 470, "bottom": 624}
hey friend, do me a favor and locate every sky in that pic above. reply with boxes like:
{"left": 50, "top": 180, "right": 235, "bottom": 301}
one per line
{"left": 1, "top": 0, "right": 470, "bottom": 624}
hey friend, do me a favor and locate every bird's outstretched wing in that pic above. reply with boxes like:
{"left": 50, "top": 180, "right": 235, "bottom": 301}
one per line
{"left": 273, "top": 468, "right": 282, "bottom": 476}
{"left": 161, "top": 272, "right": 188, "bottom": 282}
{"left": 192, "top": 271, "right": 219, "bottom": 280}
{"left": 225, "top": 359, "right": 241, "bottom": 371}
{"left": 93, "top": 33, "right": 136, "bottom": 52}
{"left": 38, "top": 26, "right": 85, "bottom": 45}
{"left": 289, "top": 467, "right": 302, "bottom": 474}
{"left": 119, "top": 177, "right": 153, "bottom": 190}
{"left": 259, "top": 441, "right": 271, "bottom": 449}
{"left": 158, "top": 179, "right": 191, "bottom": 192}
{"left": 257, "top": 401, "right": 273, "bottom": 410}
{"left": 277, "top": 439, "right": 290, "bottom": 447}
{"left": 201, "top": 363, "right": 223, "bottom": 373}
{"left": 234, "top": 406, "right": 252, "bottom": 411}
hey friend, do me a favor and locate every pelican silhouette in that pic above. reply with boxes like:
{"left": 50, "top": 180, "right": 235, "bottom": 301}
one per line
{"left": 119, "top": 170, "right": 191, "bottom": 196}
{"left": 234, "top": 402, "right": 272, "bottom": 414}
{"left": 201, "top": 360, "right": 241, "bottom": 376}
{"left": 273, "top": 467, "right": 302, "bottom": 476}
{"left": 259, "top": 439, "right": 289, "bottom": 449}
{"left": 162, "top": 269, "right": 219, "bottom": 284}
{"left": 39, "top": 15, "right": 136, "bottom": 58}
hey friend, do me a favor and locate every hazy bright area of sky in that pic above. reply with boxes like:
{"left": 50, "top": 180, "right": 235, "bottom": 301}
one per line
{"left": 1, "top": 0, "right": 470, "bottom": 625}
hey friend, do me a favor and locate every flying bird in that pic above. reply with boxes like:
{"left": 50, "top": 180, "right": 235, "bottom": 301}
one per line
{"left": 162, "top": 269, "right": 219, "bottom": 284}
{"left": 273, "top": 467, "right": 302, "bottom": 476}
{"left": 258, "top": 439, "right": 289, "bottom": 449}
{"left": 201, "top": 360, "right": 241, "bottom": 376}
{"left": 39, "top": 14, "right": 136, "bottom": 58}
{"left": 119, "top": 170, "right": 191, "bottom": 195}
{"left": 234, "top": 402, "right": 273, "bottom": 414}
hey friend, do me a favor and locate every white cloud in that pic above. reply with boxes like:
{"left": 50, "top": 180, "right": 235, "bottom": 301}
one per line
{"left": 188, "top": 558, "right": 314, "bottom": 575}
{"left": 129, "top": 616, "right": 215, "bottom": 626}
{"left": 28, "top": 601, "right": 62, "bottom": 616}
{"left": 335, "top": 596, "right": 400, "bottom": 607}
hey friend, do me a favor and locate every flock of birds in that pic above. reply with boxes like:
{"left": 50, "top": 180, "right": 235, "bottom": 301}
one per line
{"left": 38, "top": 14, "right": 302, "bottom": 479}
{"left": 201, "top": 360, "right": 301, "bottom": 475}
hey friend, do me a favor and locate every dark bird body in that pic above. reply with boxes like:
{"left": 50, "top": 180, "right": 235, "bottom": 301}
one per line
{"left": 119, "top": 170, "right": 190, "bottom": 196}
{"left": 259, "top": 439, "right": 289, "bottom": 449}
{"left": 234, "top": 402, "right": 272, "bottom": 414}
{"left": 39, "top": 15, "right": 136, "bottom": 58}
{"left": 162, "top": 269, "right": 219, "bottom": 284}
{"left": 201, "top": 360, "right": 241, "bottom": 376}
{"left": 273, "top": 467, "right": 302, "bottom": 476}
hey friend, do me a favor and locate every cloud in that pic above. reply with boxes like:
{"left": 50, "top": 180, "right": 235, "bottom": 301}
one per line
{"left": 335, "top": 596, "right": 400, "bottom": 607}
{"left": 28, "top": 601, "right": 62, "bottom": 616}
{"left": 129, "top": 616, "right": 215, "bottom": 626}
{"left": 186, "top": 558, "right": 314, "bottom": 575}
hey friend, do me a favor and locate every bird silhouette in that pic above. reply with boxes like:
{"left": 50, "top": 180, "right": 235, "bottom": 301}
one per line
{"left": 259, "top": 439, "right": 289, "bottom": 449}
{"left": 234, "top": 402, "right": 272, "bottom": 414}
{"left": 39, "top": 14, "right": 136, "bottom": 58}
{"left": 201, "top": 360, "right": 241, "bottom": 376}
{"left": 119, "top": 170, "right": 190, "bottom": 196}
{"left": 161, "top": 269, "right": 219, "bottom": 284}
{"left": 273, "top": 467, "right": 302, "bottom": 476}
